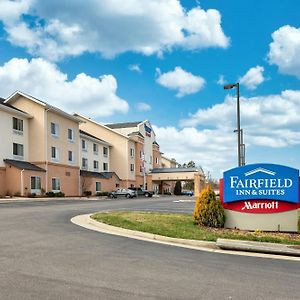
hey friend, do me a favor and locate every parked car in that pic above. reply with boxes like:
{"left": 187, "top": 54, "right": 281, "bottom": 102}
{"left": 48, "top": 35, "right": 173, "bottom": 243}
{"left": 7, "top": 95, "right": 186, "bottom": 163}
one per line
{"left": 108, "top": 188, "right": 136, "bottom": 199}
{"left": 128, "top": 187, "right": 153, "bottom": 197}
{"left": 181, "top": 190, "right": 194, "bottom": 196}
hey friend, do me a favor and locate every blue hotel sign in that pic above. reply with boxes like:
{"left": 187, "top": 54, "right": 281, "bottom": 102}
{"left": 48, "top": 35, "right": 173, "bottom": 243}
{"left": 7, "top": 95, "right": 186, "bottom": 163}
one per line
{"left": 223, "top": 163, "right": 299, "bottom": 204}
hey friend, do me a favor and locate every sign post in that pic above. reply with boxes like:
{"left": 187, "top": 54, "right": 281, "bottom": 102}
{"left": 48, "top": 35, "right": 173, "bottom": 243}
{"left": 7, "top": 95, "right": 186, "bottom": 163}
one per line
{"left": 220, "top": 163, "right": 300, "bottom": 232}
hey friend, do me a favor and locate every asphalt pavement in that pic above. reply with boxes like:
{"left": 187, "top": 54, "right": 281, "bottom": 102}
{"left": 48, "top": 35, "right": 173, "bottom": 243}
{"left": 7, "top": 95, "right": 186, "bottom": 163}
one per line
{"left": 0, "top": 197, "right": 299, "bottom": 299}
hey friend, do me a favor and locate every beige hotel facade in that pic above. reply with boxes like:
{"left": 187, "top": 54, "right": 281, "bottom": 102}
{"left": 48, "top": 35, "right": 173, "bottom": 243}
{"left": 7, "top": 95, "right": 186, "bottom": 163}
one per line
{"left": 0, "top": 91, "right": 205, "bottom": 197}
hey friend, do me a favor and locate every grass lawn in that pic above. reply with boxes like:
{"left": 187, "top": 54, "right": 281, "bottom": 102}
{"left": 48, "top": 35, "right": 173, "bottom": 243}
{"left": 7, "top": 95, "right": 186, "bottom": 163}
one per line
{"left": 91, "top": 211, "right": 300, "bottom": 246}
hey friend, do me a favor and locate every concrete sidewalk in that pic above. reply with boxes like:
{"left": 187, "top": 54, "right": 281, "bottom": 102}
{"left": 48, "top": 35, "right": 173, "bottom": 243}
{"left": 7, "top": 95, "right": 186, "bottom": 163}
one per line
{"left": 71, "top": 214, "right": 300, "bottom": 261}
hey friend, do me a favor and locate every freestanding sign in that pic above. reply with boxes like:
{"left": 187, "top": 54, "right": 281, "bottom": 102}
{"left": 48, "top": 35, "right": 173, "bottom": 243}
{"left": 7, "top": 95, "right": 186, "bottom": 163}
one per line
{"left": 220, "top": 163, "right": 300, "bottom": 232}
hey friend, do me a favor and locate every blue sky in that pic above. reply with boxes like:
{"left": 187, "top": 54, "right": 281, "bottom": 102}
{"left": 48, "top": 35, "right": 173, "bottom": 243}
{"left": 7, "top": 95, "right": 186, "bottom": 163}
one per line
{"left": 0, "top": 0, "right": 300, "bottom": 177}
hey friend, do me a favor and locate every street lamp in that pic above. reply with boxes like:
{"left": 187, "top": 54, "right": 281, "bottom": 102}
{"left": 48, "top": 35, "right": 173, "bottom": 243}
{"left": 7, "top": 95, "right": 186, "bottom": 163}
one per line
{"left": 224, "top": 82, "right": 245, "bottom": 167}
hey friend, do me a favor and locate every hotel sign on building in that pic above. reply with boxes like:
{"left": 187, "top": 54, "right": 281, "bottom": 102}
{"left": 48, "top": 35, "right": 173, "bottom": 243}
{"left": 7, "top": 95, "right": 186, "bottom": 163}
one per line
{"left": 220, "top": 163, "right": 300, "bottom": 232}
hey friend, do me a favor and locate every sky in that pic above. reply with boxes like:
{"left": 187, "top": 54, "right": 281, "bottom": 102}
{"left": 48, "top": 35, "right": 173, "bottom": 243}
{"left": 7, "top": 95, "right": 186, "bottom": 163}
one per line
{"left": 0, "top": 0, "right": 300, "bottom": 178}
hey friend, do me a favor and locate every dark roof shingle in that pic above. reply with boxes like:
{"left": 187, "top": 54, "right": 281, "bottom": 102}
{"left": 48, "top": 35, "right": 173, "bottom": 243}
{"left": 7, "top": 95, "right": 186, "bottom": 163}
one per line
{"left": 4, "top": 159, "right": 46, "bottom": 172}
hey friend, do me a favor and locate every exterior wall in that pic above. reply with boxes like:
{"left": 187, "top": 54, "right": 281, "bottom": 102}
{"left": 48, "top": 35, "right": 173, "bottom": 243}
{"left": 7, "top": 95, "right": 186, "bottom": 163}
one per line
{"left": 9, "top": 95, "right": 46, "bottom": 162}
{"left": 161, "top": 157, "right": 177, "bottom": 168}
{"left": 152, "top": 145, "right": 161, "bottom": 169}
{"left": 47, "top": 111, "right": 80, "bottom": 167}
{"left": 80, "top": 136, "right": 110, "bottom": 172}
{"left": 77, "top": 116, "right": 130, "bottom": 181}
{"left": 0, "top": 108, "right": 29, "bottom": 167}
{"left": 110, "top": 126, "right": 137, "bottom": 136}
{"left": 81, "top": 175, "right": 120, "bottom": 195}
{"left": 138, "top": 121, "right": 155, "bottom": 173}
{"left": 4, "top": 164, "right": 46, "bottom": 196}
{"left": 151, "top": 171, "right": 199, "bottom": 181}
{"left": 45, "top": 163, "right": 80, "bottom": 196}
{"left": 128, "top": 140, "right": 136, "bottom": 181}
{"left": 0, "top": 168, "right": 6, "bottom": 196}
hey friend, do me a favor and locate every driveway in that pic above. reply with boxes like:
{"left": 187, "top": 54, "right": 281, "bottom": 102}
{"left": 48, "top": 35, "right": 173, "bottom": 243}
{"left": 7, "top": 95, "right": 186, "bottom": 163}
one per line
{"left": 0, "top": 197, "right": 299, "bottom": 299}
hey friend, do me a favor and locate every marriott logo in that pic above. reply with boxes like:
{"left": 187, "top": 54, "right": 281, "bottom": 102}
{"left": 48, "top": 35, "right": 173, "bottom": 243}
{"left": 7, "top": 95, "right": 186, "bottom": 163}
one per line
{"left": 242, "top": 201, "right": 279, "bottom": 210}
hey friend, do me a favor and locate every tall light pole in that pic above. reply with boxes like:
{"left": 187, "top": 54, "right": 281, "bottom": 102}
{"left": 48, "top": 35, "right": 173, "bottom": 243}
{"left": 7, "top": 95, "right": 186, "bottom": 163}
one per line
{"left": 224, "top": 82, "right": 245, "bottom": 167}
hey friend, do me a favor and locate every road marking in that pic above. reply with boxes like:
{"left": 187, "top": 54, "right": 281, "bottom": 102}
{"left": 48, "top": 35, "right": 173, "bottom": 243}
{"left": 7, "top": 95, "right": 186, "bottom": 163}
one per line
{"left": 173, "top": 200, "right": 195, "bottom": 203}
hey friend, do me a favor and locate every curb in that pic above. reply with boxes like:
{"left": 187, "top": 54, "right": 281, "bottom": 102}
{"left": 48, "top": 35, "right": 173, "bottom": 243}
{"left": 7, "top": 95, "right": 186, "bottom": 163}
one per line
{"left": 71, "top": 214, "right": 300, "bottom": 261}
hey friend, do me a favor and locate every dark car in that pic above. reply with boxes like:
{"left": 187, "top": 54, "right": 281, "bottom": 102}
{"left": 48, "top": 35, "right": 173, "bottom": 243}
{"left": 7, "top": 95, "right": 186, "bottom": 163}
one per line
{"left": 108, "top": 188, "right": 136, "bottom": 199}
{"left": 181, "top": 190, "right": 194, "bottom": 196}
{"left": 128, "top": 187, "right": 153, "bottom": 197}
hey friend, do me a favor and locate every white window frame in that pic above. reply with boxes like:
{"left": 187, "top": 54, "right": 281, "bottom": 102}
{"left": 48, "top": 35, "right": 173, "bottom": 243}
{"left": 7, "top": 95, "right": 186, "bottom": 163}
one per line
{"left": 82, "top": 139, "right": 88, "bottom": 152}
{"left": 93, "top": 143, "right": 98, "bottom": 155}
{"left": 68, "top": 150, "right": 74, "bottom": 163}
{"left": 51, "top": 146, "right": 59, "bottom": 162}
{"left": 103, "top": 146, "right": 108, "bottom": 157}
{"left": 13, "top": 143, "right": 24, "bottom": 159}
{"left": 103, "top": 162, "right": 108, "bottom": 171}
{"left": 52, "top": 177, "right": 61, "bottom": 192}
{"left": 130, "top": 163, "right": 134, "bottom": 172}
{"left": 68, "top": 128, "right": 74, "bottom": 142}
{"left": 96, "top": 182, "right": 101, "bottom": 193}
{"left": 130, "top": 148, "right": 134, "bottom": 158}
{"left": 12, "top": 117, "right": 23, "bottom": 134}
{"left": 94, "top": 160, "right": 99, "bottom": 171}
{"left": 82, "top": 158, "right": 88, "bottom": 170}
{"left": 31, "top": 176, "right": 41, "bottom": 194}
{"left": 51, "top": 122, "right": 59, "bottom": 138}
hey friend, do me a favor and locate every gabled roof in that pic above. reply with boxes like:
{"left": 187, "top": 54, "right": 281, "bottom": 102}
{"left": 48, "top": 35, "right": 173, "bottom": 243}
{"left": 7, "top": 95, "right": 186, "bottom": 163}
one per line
{"left": 0, "top": 97, "right": 32, "bottom": 117}
{"left": 105, "top": 121, "right": 142, "bottom": 129}
{"left": 79, "top": 130, "right": 110, "bottom": 145}
{"left": 80, "top": 170, "right": 120, "bottom": 180}
{"left": 128, "top": 131, "right": 144, "bottom": 139}
{"left": 5, "top": 91, "right": 81, "bottom": 123}
{"left": 4, "top": 159, "right": 46, "bottom": 172}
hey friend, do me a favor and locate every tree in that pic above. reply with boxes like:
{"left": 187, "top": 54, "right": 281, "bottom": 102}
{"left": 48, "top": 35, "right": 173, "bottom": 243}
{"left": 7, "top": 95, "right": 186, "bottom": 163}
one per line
{"left": 174, "top": 181, "right": 182, "bottom": 195}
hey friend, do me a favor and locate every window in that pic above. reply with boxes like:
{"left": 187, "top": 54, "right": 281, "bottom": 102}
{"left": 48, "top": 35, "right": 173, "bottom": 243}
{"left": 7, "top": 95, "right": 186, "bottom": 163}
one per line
{"left": 13, "top": 117, "right": 23, "bottom": 132}
{"left": 51, "top": 122, "right": 59, "bottom": 137}
{"left": 130, "top": 163, "right": 134, "bottom": 172}
{"left": 155, "top": 157, "right": 159, "bottom": 164}
{"left": 130, "top": 148, "right": 134, "bottom": 157}
{"left": 31, "top": 176, "right": 41, "bottom": 190}
{"left": 94, "top": 160, "right": 99, "bottom": 170}
{"left": 13, "top": 143, "right": 24, "bottom": 157}
{"left": 68, "top": 129, "right": 74, "bottom": 142}
{"left": 139, "top": 165, "right": 143, "bottom": 173}
{"left": 82, "top": 158, "right": 88, "bottom": 170}
{"left": 103, "top": 146, "right": 108, "bottom": 157}
{"left": 51, "top": 146, "right": 59, "bottom": 161}
{"left": 103, "top": 162, "right": 108, "bottom": 171}
{"left": 82, "top": 139, "right": 87, "bottom": 151}
{"left": 93, "top": 143, "right": 98, "bottom": 154}
{"left": 96, "top": 182, "right": 101, "bottom": 192}
{"left": 68, "top": 150, "right": 73, "bottom": 162}
{"left": 52, "top": 178, "right": 60, "bottom": 191}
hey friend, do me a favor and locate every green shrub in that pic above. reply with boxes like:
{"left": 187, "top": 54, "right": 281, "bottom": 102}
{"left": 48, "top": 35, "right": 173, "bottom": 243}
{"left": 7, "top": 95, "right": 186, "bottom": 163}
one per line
{"left": 55, "top": 192, "right": 65, "bottom": 197}
{"left": 193, "top": 186, "right": 225, "bottom": 228}
{"left": 46, "top": 191, "right": 55, "bottom": 197}
{"left": 174, "top": 181, "right": 182, "bottom": 195}
{"left": 28, "top": 193, "right": 36, "bottom": 198}
{"left": 83, "top": 191, "right": 92, "bottom": 196}
{"left": 96, "top": 191, "right": 108, "bottom": 196}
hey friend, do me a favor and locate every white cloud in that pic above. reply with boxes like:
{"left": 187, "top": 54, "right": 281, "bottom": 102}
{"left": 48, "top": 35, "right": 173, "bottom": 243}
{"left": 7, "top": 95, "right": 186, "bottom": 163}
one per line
{"left": 0, "top": 58, "right": 128, "bottom": 118}
{"left": 268, "top": 25, "right": 300, "bottom": 78}
{"left": 217, "top": 74, "right": 226, "bottom": 85}
{"left": 239, "top": 66, "right": 265, "bottom": 90}
{"left": 129, "top": 64, "right": 142, "bottom": 73}
{"left": 154, "top": 90, "right": 300, "bottom": 177}
{"left": 156, "top": 66, "right": 205, "bottom": 97}
{"left": 0, "top": 0, "right": 229, "bottom": 61}
{"left": 136, "top": 102, "right": 151, "bottom": 111}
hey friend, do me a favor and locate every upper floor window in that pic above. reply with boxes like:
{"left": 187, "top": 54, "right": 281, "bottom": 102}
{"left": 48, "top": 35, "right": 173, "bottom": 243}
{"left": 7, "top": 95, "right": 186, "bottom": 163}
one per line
{"left": 51, "top": 146, "right": 59, "bottom": 161}
{"left": 130, "top": 163, "right": 134, "bottom": 172}
{"left": 82, "top": 158, "right": 88, "bottom": 170}
{"left": 93, "top": 143, "right": 98, "bottom": 154}
{"left": 103, "top": 162, "right": 108, "bottom": 171}
{"left": 82, "top": 139, "right": 87, "bottom": 151}
{"left": 13, "top": 143, "right": 24, "bottom": 158}
{"left": 103, "top": 146, "right": 108, "bottom": 157}
{"left": 155, "top": 157, "right": 159, "bottom": 164}
{"left": 68, "top": 129, "right": 74, "bottom": 142}
{"left": 13, "top": 117, "right": 23, "bottom": 133}
{"left": 68, "top": 150, "right": 73, "bottom": 163}
{"left": 94, "top": 160, "right": 99, "bottom": 171}
{"left": 130, "top": 148, "right": 134, "bottom": 158}
{"left": 51, "top": 122, "right": 59, "bottom": 137}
